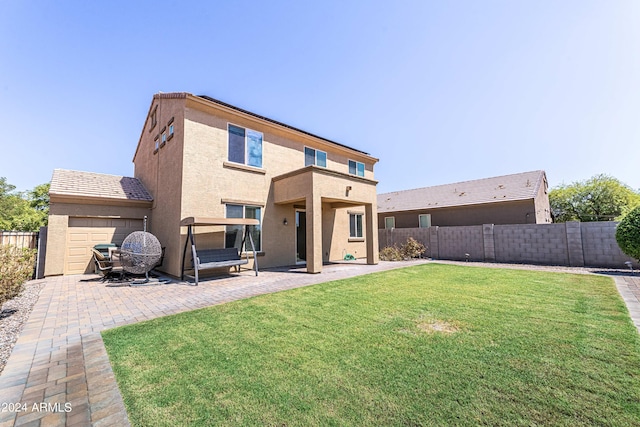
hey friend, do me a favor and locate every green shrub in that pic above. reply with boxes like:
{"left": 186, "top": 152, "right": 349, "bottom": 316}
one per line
{"left": 616, "top": 206, "right": 640, "bottom": 261}
{"left": 0, "top": 246, "right": 36, "bottom": 306}
{"left": 380, "top": 238, "right": 427, "bottom": 261}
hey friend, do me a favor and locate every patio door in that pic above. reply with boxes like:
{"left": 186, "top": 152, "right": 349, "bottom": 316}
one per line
{"left": 296, "top": 210, "right": 306, "bottom": 264}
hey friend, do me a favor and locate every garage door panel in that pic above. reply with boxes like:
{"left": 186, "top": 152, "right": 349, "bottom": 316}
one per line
{"left": 89, "top": 232, "right": 110, "bottom": 241}
{"left": 68, "top": 247, "right": 87, "bottom": 257}
{"left": 65, "top": 217, "right": 145, "bottom": 275}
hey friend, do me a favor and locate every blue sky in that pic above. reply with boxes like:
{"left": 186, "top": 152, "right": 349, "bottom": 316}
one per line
{"left": 1, "top": 1, "right": 639, "bottom": 194}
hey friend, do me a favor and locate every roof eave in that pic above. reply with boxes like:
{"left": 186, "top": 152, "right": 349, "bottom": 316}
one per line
{"left": 49, "top": 193, "right": 153, "bottom": 207}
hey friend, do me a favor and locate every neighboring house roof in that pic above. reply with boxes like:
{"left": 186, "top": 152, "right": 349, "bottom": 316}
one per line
{"left": 49, "top": 169, "right": 153, "bottom": 202}
{"left": 378, "top": 170, "right": 546, "bottom": 213}
{"left": 196, "top": 94, "right": 372, "bottom": 157}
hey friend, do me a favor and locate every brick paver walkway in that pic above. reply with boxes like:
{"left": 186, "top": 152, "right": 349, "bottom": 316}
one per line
{"left": 1, "top": 260, "right": 639, "bottom": 426}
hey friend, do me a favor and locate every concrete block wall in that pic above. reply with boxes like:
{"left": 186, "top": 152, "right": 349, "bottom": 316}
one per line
{"left": 379, "top": 221, "right": 639, "bottom": 269}
{"left": 436, "top": 225, "right": 484, "bottom": 261}
{"left": 581, "top": 222, "right": 633, "bottom": 268}
{"left": 494, "top": 224, "right": 569, "bottom": 266}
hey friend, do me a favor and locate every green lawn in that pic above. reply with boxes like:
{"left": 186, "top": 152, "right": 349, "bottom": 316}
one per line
{"left": 102, "top": 264, "right": 640, "bottom": 426}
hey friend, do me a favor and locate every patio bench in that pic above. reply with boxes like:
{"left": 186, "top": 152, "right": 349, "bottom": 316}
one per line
{"left": 193, "top": 248, "right": 248, "bottom": 272}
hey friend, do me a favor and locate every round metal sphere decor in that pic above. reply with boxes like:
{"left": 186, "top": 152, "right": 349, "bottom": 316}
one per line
{"left": 120, "top": 231, "right": 162, "bottom": 275}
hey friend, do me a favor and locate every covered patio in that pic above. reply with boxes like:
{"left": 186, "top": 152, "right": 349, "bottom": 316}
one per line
{"left": 272, "top": 165, "right": 379, "bottom": 273}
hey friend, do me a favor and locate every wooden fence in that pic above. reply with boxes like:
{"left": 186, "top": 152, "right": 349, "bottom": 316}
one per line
{"left": 0, "top": 231, "right": 39, "bottom": 249}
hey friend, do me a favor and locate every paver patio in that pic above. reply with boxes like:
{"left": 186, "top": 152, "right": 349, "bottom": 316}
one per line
{"left": 1, "top": 260, "right": 639, "bottom": 426}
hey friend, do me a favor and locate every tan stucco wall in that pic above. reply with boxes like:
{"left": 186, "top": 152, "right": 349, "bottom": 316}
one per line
{"left": 133, "top": 96, "right": 186, "bottom": 277}
{"left": 45, "top": 200, "right": 152, "bottom": 276}
{"left": 134, "top": 94, "right": 379, "bottom": 277}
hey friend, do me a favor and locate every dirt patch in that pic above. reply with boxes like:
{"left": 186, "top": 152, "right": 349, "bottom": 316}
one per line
{"left": 416, "top": 319, "right": 460, "bottom": 334}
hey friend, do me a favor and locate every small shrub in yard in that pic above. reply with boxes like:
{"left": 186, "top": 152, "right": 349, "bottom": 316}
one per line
{"left": 401, "top": 237, "right": 426, "bottom": 259}
{"left": 380, "top": 245, "right": 403, "bottom": 261}
{"left": 380, "top": 238, "right": 427, "bottom": 261}
{"left": 616, "top": 206, "right": 640, "bottom": 261}
{"left": 0, "top": 246, "right": 36, "bottom": 306}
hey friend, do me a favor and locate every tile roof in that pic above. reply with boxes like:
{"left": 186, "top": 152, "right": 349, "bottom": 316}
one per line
{"left": 195, "top": 94, "right": 374, "bottom": 158}
{"left": 50, "top": 169, "right": 153, "bottom": 202}
{"left": 378, "top": 170, "right": 546, "bottom": 213}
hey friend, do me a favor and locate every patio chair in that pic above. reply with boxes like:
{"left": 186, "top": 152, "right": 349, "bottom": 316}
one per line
{"left": 91, "top": 248, "right": 125, "bottom": 281}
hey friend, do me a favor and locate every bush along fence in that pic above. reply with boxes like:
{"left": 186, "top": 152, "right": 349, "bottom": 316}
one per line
{"left": 0, "top": 245, "right": 37, "bottom": 306}
{"left": 0, "top": 229, "right": 47, "bottom": 279}
{"left": 379, "top": 221, "right": 639, "bottom": 269}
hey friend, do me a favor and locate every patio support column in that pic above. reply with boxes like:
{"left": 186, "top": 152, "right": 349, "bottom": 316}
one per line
{"left": 365, "top": 203, "right": 379, "bottom": 265}
{"left": 306, "top": 192, "right": 323, "bottom": 273}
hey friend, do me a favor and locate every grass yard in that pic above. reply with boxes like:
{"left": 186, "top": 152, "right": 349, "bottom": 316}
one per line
{"left": 102, "top": 264, "right": 640, "bottom": 426}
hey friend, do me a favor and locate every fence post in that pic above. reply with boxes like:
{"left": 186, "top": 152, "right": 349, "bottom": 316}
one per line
{"left": 565, "top": 221, "right": 585, "bottom": 267}
{"left": 429, "top": 226, "right": 439, "bottom": 259}
{"left": 483, "top": 224, "right": 495, "bottom": 262}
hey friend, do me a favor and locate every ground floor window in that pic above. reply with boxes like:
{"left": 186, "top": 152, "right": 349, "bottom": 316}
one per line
{"left": 419, "top": 214, "right": 431, "bottom": 228}
{"left": 225, "top": 204, "right": 261, "bottom": 251}
{"left": 384, "top": 217, "right": 395, "bottom": 229}
{"left": 350, "top": 213, "right": 363, "bottom": 238}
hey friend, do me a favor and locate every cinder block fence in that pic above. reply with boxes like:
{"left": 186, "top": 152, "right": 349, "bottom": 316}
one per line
{"left": 379, "top": 221, "right": 638, "bottom": 269}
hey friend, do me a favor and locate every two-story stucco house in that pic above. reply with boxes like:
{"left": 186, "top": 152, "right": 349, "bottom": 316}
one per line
{"left": 45, "top": 92, "right": 379, "bottom": 277}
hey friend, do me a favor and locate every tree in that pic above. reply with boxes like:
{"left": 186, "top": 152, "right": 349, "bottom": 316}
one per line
{"left": 616, "top": 206, "right": 640, "bottom": 261}
{"left": 0, "top": 178, "right": 49, "bottom": 231}
{"left": 549, "top": 174, "right": 640, "bottom": 222}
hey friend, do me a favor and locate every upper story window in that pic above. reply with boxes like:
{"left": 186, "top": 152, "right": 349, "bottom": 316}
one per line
{"left": 149, "top": 106, "right": 158, "bottom": 131}
{"left": 168, "top": 117, "right": 174, "bottom": 141}
{"left": 349, "top": 160, "right": 365, "bottom": 177}
{"left": 228, "top": 124, "right": 263, "bottom": 168}
{"left": 304, "top": 147, "right": 327, "bottom": 167}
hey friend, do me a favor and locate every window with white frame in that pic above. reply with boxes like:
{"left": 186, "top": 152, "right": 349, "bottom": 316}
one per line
{"left": 385, "top": 217, "right": 395, "bottom": 229}
{"left": 168, "top": 117, "right": 174, "bottom": 140}
{"left": 225, "top": 204, "right": 262, "bottom": 252}
{"left": 304, "top": 147, "right": 327, "bottom": 167}
{"left": 348, "top": 160, "right": 365, "bottom": 177}
{"left": 228, "top": 124, "right": 263, "bottom": 168}
{"left": 349, "top": 213, "right": 363, "bottom": 238}
{"left": 418, "top": 214, "right": 431, "bottom": 228}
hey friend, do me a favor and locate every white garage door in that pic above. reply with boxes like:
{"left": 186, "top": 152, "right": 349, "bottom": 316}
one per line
{"left": 65, "top": 217, "right": 144, "bottom": 274}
